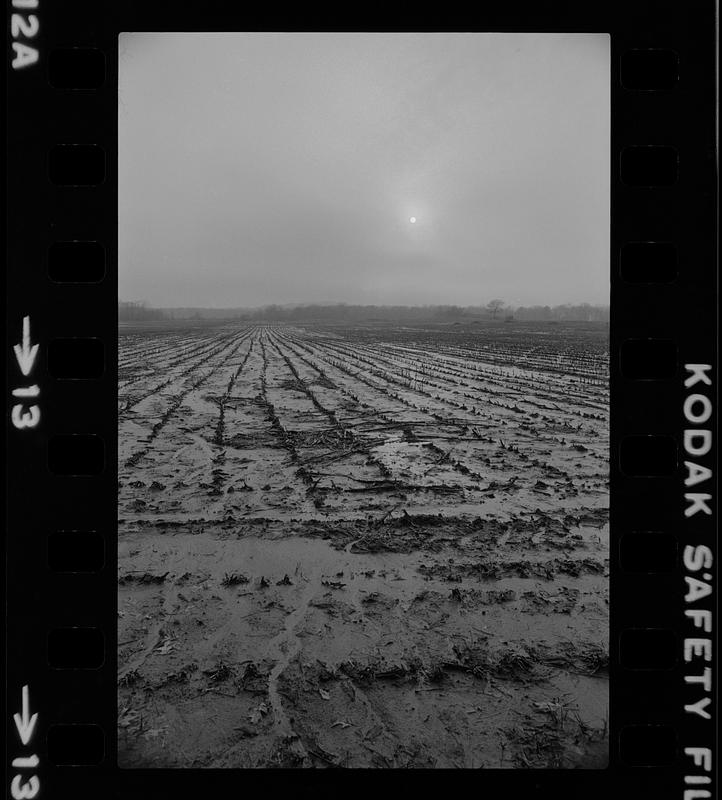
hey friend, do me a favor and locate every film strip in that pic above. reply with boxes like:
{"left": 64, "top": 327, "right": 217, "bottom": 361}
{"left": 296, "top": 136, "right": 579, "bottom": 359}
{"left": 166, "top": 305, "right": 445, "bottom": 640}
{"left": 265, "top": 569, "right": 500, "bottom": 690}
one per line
{"left": 5, "top": 4, "right": 717, "bottom": 799}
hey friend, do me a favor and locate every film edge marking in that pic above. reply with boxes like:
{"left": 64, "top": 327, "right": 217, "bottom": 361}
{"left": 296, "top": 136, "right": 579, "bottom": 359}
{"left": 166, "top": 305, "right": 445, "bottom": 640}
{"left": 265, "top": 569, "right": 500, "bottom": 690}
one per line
{"left": 682, "top": 363, "right": 715, "bottom": 800}
{"left": 11, "top": 316, "right": 41, "bottom": 430}
{"left": 10, "top": 0, "right": 40, "bottom": 70}
{"left": 10, "top": 684, "right": 40, "bottom": 799}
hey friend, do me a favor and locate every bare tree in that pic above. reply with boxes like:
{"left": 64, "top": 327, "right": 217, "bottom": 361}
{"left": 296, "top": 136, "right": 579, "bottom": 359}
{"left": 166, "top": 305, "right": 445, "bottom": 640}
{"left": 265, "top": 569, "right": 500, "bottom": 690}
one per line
{"left": 486, "top": 298, "right": 506, "bottom": 320}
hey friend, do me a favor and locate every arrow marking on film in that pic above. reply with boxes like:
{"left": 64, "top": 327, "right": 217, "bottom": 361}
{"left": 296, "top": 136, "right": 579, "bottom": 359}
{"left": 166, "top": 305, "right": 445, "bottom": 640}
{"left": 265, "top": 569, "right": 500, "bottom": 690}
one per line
{"left": 13, "top": 316, "right": 39, "bottom": 376}
{"left": 14, "top": 685, "right": 38, "bottom": 746}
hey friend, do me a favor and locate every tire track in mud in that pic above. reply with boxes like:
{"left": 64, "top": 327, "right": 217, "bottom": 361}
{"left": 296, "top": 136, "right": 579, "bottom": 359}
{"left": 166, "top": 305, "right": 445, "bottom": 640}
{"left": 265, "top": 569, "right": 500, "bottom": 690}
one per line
{"left": 119, "top": 339, "right": 189, "bottom": 385}
{"left": 365, "top": 342, "right": 608, "bottom": 421}
{"left": 120, "top": 328, "right": 249, "bottom": 415}
{"left": 257, "top": 335, "right": 318, "bottom": 494}
{"left": 214, "top": 334, "right": 258, "bottom": 447}
{"left": 281, "top": 335, "right": 508, "bottom": 468}
{"left": 119, "top": 331, "right": 217, "bottom": 375}
{"left": 284, "top": 332, "right": 606, "bottom": 511}
{"left": 275, "top": 332, "right": 544, "bottom": 486}
{"left": 280, "top": 332, "right": 605, "bottom": 490}
{"left": 308, "top": 335, "right": 603, "bottom": 438}
{"left": 120, "top": 329, "right": 244, "bottom": 407}
{"left": 264, "top": 571, "right": 320, "bottom": 759}
{"left": 123, "top": 331, "right": 253, "bottom": 469}
{"left": 209, "top": 338, "right": 257, "bottom": 497}
{"left": 266, "top": 336, "right": 392, "bottom": 480}
{"left": 340, "top": 339, "right": 608, "bottom": 469}
{"left": 120, "top": 331, "right": 221, "bottom": 392}
{"left": 260, "top": 335, "right": 394, "bottom": 509}
{"left": 282, "top": 331, "right": 511, "bottom": 434}
{"left": 297, "top": 326, "right": 607, "bottom": 419}
{"left": 271, "top": 332, "right": 487, "bottom": 488}
{"left": 271, "top": 334, "right": 488, "bottom": 497}
{"left": 119, "top": 331, "right": 190, "bottom": 364}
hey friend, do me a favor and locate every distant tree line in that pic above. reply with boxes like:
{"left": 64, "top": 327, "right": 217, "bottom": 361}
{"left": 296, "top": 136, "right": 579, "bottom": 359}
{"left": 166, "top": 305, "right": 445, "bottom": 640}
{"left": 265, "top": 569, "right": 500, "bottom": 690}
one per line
{"left": 120, "top": 300, "right": 609, "bottom": 323}
{"left": 233, "top": 301, "right": 609, "bottom": 323}
{"left": 118, "top": 301, "right": 168, "bottom": 321}
{"left": 512, "top": 303, "right": 609, "bottom": 322}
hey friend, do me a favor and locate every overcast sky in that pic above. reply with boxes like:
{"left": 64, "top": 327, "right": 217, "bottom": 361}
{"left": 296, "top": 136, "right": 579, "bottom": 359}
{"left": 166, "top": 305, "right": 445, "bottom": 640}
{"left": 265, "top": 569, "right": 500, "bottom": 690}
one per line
{"left": 119, "top": 33, "right": 609, "bottom": 308}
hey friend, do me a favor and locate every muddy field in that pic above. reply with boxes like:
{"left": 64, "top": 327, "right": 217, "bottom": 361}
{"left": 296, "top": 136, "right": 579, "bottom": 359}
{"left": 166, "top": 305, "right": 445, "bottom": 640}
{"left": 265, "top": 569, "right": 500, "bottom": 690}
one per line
{"left": 118, "top": 320, "right": 609, "bottom": 769}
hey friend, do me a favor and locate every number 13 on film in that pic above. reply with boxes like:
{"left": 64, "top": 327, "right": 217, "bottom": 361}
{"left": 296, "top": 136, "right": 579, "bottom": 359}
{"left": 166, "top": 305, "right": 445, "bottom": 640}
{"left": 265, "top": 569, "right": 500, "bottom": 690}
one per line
{"left": 11, "top": 685, "right": 39, "bottom": 799}
{"left": 11, "top": 316, "right": 40, "bottom": 430}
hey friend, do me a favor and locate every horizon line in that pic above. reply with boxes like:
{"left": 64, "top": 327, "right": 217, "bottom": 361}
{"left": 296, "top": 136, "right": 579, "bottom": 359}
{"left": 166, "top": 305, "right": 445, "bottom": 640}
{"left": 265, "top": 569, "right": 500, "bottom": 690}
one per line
{"left": 119, "top": 300, "right": 611, "bottom": 310}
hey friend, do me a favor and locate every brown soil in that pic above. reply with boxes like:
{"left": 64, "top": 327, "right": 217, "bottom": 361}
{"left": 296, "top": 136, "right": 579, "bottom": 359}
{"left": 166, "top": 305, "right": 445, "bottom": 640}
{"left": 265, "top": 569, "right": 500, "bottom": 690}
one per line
{"left": 118, "top": 321, "right": 609, "bottom": 769}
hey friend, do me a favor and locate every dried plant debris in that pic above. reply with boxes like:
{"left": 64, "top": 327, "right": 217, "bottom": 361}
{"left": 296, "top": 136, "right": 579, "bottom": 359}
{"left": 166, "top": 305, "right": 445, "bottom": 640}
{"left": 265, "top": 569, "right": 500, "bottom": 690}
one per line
{"left": 220, "top": 572, "right": 250, "bottom": 587}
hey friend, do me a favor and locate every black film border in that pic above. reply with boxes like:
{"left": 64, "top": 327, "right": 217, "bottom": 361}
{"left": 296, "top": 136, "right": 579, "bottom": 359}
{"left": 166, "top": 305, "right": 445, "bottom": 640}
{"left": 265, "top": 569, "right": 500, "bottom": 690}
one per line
{"left": 5, "top": 3, "right": 717, "bottom": 800}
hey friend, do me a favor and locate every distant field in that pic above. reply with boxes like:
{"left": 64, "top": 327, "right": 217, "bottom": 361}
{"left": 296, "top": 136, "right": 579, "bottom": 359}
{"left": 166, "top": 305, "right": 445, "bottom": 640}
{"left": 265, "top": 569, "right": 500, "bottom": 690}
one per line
{"left": 118, "top": 320, "right": 609, "bottom": 768}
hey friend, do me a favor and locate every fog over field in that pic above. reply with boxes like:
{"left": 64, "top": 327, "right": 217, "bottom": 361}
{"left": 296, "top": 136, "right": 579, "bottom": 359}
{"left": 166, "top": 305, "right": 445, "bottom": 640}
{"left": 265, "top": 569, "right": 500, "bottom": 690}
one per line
{"left": 119, "top": 32, "right": 609, "bottom": 310}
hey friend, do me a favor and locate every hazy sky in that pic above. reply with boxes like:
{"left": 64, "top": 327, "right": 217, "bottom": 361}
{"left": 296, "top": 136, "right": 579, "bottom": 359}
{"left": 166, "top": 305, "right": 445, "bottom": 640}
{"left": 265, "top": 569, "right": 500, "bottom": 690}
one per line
{"left": 119, "top": 33, "right": 609, "bottom": 308}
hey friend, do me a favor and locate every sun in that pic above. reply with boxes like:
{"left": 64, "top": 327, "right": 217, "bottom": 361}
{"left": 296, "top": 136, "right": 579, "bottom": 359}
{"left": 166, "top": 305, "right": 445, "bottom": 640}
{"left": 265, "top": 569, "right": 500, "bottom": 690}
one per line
{"left": 409, "top": 216, "right": 417, "bottom": 224}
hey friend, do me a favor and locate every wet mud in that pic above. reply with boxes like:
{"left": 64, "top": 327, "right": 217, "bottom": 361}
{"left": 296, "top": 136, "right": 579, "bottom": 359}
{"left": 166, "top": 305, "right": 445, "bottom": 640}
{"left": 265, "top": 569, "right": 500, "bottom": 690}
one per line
{"left": 118, "top": 321, "right": 609, "bottom": 768}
